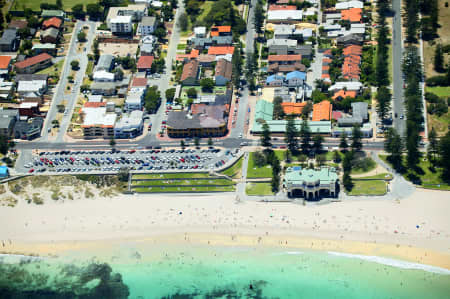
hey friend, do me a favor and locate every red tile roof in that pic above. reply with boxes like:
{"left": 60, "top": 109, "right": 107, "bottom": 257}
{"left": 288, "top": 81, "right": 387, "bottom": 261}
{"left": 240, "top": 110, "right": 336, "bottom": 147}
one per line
{"left": 181, "top": 59, "right": 199, "bottom": 82}
{"left": 332, "top": 90, "right": 357, "bottom": 100}
{"left": 137, "top": 55, "right": 154, "bottom": 69}
{"left": 210, "top": 26, "right": 231, "bottom": 37}
{"left": 312, "top": 101, "right": 332, "bottom": 121}
{"left": 190, "top": 49, "right": 199, "bottom": 59}
{"left": 341, "top": 8, "right": 362, "bottom": 22}
{"left": 282, "top": 102, "right": 306, "bottom": 115}
{"left": 83, "top": 102, "right": 106, "bottom": 108}
{"left": 42, "top": 17, "right": 62, "bottom": 29}
{"left": 269, "top": 5, "right": 297, "bottom": 10}
{"left": 268, "top": 54, "right": 301, "bottom": 62}
{"left": 131, "top": 77, "right": 148, "bottom": 87}
{"left": 208, "top": 46, "right": 235, "bottom": 55}
{"left": 0, "top": 56, "right": 12, "bottom": 69}
{"left": 8, "top": 20, "right": 28, "bottom": 29}
{"left": 15, "top": 53, "right": 52, "bottom": 69}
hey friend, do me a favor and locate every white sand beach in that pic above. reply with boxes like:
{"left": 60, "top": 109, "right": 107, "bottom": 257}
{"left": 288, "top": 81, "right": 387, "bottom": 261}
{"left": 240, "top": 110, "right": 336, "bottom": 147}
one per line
{"left": 0, "top": 188, "right": 449, "bottom": 269}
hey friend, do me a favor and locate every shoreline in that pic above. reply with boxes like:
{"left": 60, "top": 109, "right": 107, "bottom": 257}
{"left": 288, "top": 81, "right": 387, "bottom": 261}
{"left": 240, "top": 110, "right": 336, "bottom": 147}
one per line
{"left": 2, "top": 230, "right": 450, "bottom": 271}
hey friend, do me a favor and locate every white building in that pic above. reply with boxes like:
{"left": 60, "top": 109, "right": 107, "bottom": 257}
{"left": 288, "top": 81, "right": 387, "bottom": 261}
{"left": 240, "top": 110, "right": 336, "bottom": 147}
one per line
{"left": 93, "top": 70, "right": 115, "bottom": 82}
{"left": 125, "top": 90, "right": 144, "bottom": 111}
{"left": 81, "top": 106, "right": 117, "bottom": 138}
{"left": 114, "top": 110, "right": 144, "bottom": 139}
{"left": 336, "top": 0, "right": 363, "bottom": 10}
{"left": 139, "top": 16, "right": 157, "bottom": 35}
{"left": 194, "top": 27, "right": 206, "bottom": 38}
{"left": 17, "top": 80, "right": 47, "bottom": 97}
{"left": 268, "top": 10, "right": 303, "bottom": 23}
{"left": 109, "top": 15, "right": 133, "bottom": 34}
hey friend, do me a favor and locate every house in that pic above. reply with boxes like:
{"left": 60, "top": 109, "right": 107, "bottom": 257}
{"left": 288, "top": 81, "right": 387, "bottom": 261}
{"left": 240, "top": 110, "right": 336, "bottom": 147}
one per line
{"left": 286, "top": 71, "right": 306, "bottom": 87}
{"left": 124, "top": 90, "right": 144, "bottom": 111}
{"left": 0, "top": 166, "right": 9, "bottom": 178}
{"left": 0, "top": 56, "right": 12, "bottom": 77}
{"left": 0, "top": 29, "right": 19, "bottom": 52}
{"left": 8, "top": 20, "right": 28, "bottom": 30}
{"left": 194, "top": 27, "right": 206, "bottom": 38}
{"left": 114, "top": 110, "right": 144, "bottom": 138}
{"left": 337, "top": 33, "right": 364, "bottom": 46}
{"left": 93, "top": 70, "right": 115, "bottom": 82}
{"left": 281, "top": 102, "right": 307, "bottom": 115}
{"left": 198, "top": 54, "right": 216, "bottom": 67}
{"left": 332, "top": 89, "right": 357, "bottom": 100}
{"left": 14, "top": 53, "right": 53, "bottom": 74}
{"left": 284, "top": 167, "right": 339, "bottom": 199}
{"left": 41, "top": 10, "right": 65, "bottom": 19}
{"left": 336, "top": 1, "right": 363, "bottom": 10}
{"left": 110, "top": 16, "right": 133, "bottom": 34}
{"left": 180, "top": 60, "right": 199, "bottom": 86}
{"left": 341, "top": 8, "right": 362, "bottom": 23}
{"left": 167, "top": 105, "right": 228, "bottom": 137}
{"left": 267, "top": 10, "right": 303, "bottom": 23}
{"left": 137, "top": 55, "right": 154, "bottom": 73}
{"left": 95, "top": 54, "right": 114, "bottom": 72}
{"left": 267, "top": 40, "right": 313, "bottom": 59}
{"left": 0, "top": 80, "right": 14, "bottom": 100}
{"left": 32, "top": 43, "right": 57, "bottom": 56}
{"left": 139, "top": 16, "right": 158, "bottom": 35}
{"left": 80, "top": 103, "right": 117, "bottom": 138}
{"left": 130, "top": 77, "right": 148, "bottom": 92}
{"left": 17, "top": 79, "right": 47, "bottom": 100}
{"left": 269, "top": 5, "right": 297, "bottom": 10}
{"left": 266, "top": 74, "right": 285, "bottom": 86}
{"left": 40, "top": 27, "right": 60, "bottom": 44}
{"left": 268, "top": 54, "right": 303, "bottom": 73}
{"left": 329, "top": 81, "right": 362, "bottom": 93}
{"left": 90, "top": 82, "right": 116, "bottom": 96}
{"left": 19, "top": 102, "right": 40, "bottom": 117}
{"left": 0, "top": 108, "right": 19, "bottom": 137}
{"left": 210, "top": 26, "right": 232, "bottom": 37}
{"left": 208, "top": 46, "right": 234, "bottom": 56}
{"left": 337, "top": 101, "right": 368, "bottom": 127}
{"left": 14, "top": 117, "right": 43, "bottom": 140}
{"left": 214, "top": 59, "right": 232, "bottom": 86}
{"left": 312, "top": 101, "right": 332, "bottom": 121}
{"left": 140, "top": 35, "right": 156, "bottom": 55}
{"left": 274, "top": 86, "right": 293, "bottom": 102}
{"left": 42, "top": 17, "right": 62, "bottom": 30}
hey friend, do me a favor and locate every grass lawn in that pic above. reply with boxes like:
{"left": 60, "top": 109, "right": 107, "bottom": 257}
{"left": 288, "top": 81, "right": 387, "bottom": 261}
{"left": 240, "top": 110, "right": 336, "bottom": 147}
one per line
{"left": 220, "top": 156, "right": 243, "bottom": 178}
{"left": 177, "top": 44, "right": 187, "bottom": 50}
{"left": 37, "top": 59, "right": 65, "bottom": 77}
{"left": 133, "top": 172, "right": 212, "bottom": 180}
{"left": 134, "top": 185, "right": 235, "bottom": 193}
{"left": 13, "top": 0, "right": 98, "bottom": 11}
{"left": 132, "top": 178, "right": 235, "bottom": 187}
{"left": 247, "top": 152, "right": 273, "bottom": 178}
{"left": 325, "top": 150, "right": 343, "bottom": 161}
{"left": 353, "top": 173, "right": 393, "bottom": 181}
{"left": 348, "top": 180, "right": 387, "bottom": 196}
{"left": 379, "top": 155, "right": 450, "bottom": 190}
{"left": 180, "top": 86, "right": 227, "bottom": 100}
{"left": 246, "top": 183, "right": 274, "bottom": 196}
{"left": 426, "top": 86, "right": 450, "bottom": 98}
{"left": 350, "top": 157, "right": 376, "bottom": 175}
{"left": 426, "top": 87, "right": 450, "bottom": 136}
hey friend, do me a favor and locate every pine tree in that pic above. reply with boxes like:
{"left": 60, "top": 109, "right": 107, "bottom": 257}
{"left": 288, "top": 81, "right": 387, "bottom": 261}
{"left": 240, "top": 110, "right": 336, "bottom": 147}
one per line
{"left": 434, "top": 44, "right": 444, "bottom": 73}
{"left": 299, "top": 120, "right": 311, "bottom": 154}
{"left": 439, "top": 131, "right": 450, "bottom": 181}
{"left": 285, "top": 116, "right": 298, "bottom": 153}
{"left": 376, "top": 86, "right": 392, "bottom": 120}
{"left": 273, "top": 97, "right": 285, "bottom": 120}
{"left": 339, "top": 134, "right": 348, "bottom": 152}
{"left": 261, "top": 122, "right": 272, "bottom": 148}
{"left": 384, "top": 128, "right": 403, "bottom": 171}
{"left": 312, "top": 134, "right": 324, "bottom": 154}
{"left": 351, "top": 126, "right": 363, "bottom": 152}
{"left": 428, "top": 127, "right": 438, "bottom": 162}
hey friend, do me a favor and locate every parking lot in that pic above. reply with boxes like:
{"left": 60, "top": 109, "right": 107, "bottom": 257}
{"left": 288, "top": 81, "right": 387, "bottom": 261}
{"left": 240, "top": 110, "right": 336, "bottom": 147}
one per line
{"left": 23, "top": 148, "right": 240, "bottom": 174}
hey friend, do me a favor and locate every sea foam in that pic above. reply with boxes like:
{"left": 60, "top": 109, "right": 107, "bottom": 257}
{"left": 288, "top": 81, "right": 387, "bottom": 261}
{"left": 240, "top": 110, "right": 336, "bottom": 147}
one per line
{"left": 327, "top": 251, "right": 450, "bottom": 275}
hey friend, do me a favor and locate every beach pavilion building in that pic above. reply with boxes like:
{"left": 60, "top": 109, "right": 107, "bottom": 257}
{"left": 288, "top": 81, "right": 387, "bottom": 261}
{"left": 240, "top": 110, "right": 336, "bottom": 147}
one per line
{"left": 283, "top": 167, "right": 339, "bottom": 200}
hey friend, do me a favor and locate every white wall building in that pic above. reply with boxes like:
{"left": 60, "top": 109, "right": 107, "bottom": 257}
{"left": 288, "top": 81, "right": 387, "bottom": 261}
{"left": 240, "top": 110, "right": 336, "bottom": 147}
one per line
{"left": 110, "top": 15, "right": 133, "bottom": 34}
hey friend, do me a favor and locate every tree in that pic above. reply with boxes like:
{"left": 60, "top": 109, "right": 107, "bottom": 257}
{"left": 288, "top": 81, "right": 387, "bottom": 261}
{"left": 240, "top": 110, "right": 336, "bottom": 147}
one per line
{"left": 253, "top": 151, "right": 266, "bottom": 167}
{"left": 342, "top": 151, "right": 353, "bottom": 173}
{"left": 312, "top": 134, "right": 324, "bottom": 154}
{"left": 178, "top": 13, "right": 188, "bottom": 31}
{"left": 77, "top": 31, "right": 87, "bottom": 42}
{"left": 384, "top": 128, "right": 403, "bottom": 171}
{"left": 194, "top": 137, "right": 200, "bottom": 148}
{"left": 118, "top": 167, "right": 129, "bottom": 182}
{"left": 165, "top": 88, "right": 176, "bottom": 102}
{"left": 86, "top": 3, "right": 103, "bottom": 20}
{"left": 428, "top": 127, "right": 438, "bottom": 162}
{"left": 254, "top": 1, "right": 265, "bottom": 34}
{"left": 27, "top": 16, "right": 40, "bottom": 29}
{"left": 71, "top": 60, "right": 80, "bottom": 70}
{"left": 260, "top": 122, "right": 272, "bottom": 148}
{"left": 343, "top": 172, "right": 353, "bottom": 192}
{"left": 208, "top": 137, "right": 213, "bottom": 146}
{"left": 187, "top": 88, "right": 197, "bottom": 98}
{"left": 316, "top": 154, "right": 326, "bottom": 166}
{"left": 339, "top": 134, "right": 348, "bottom": 152}
{"left": 0, "top": 135, "right": 12, "bottom": 155}
{"left": 180, "top": 140, "right": 185, "bottom": 149}
{"left": 302, "top": 101, "right": 313, "bottom": 120}
{"left": 273, "top": 96, "right": 285, "bottom": 120}
{"left": 93, "top": 38, "right": 100, "bottom": 62}
{"left": 333, "top": 150, "right": 341, "bottom": 163}
{"left": 56, "top": 0, "right": 63, "bottom": 9}
{"left": 72, "top": 4, "right": 86, "bottom": 19}
{"left": 376, "top": 86, "right": 392, "bottom": 120}
{"left": 155, "top": 27, "right": 167, "bottom": 42}
{"left": 232, "top": 45, "right": 242, "bottom": 88}
{"left": 438, "top": 131, "right": 450, "bottom": 181}
{"left": 200, "top": 78, "right": 214, "bottom": 92}
{"left": 299, "top": 120, "right": 311, "bottom": 154}
{"left": 144, "top": 85, "right": 161, "bottom": 113}
{"left": 110, "top": 138, "right": 116, "bottom": 148}
{"left": 285, "top": 116, "right": 298, "bottom": 153}
{"left": 351, "top": 126, "right": 363, "bottom": 151}
{"left": 434, "top": 44, "right": 444, "bottom": 73}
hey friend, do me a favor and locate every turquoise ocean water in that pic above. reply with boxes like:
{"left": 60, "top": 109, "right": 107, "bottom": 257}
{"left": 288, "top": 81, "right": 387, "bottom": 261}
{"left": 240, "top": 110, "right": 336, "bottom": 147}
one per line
{"left": 1, "top": 243, "right": 449, "bottom": 298}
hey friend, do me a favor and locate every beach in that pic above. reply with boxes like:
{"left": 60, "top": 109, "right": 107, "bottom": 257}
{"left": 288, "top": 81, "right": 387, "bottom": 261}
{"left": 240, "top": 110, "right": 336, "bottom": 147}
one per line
{"left": 0, "top": 188, "right": 449, "bottom": 270}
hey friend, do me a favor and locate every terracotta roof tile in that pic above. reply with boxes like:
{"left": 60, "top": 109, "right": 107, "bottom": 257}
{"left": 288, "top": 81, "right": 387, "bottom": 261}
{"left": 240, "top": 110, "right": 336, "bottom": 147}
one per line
{"left": 281, "top": 102, "right": 306, "bottom": 115}
{"left": 137, "top": 55, "right": 154, "bottom": 69}
{"left": 15, "top": 53, "right": 52, "bottom": 69}
{"left": 269, "top": 5, "right": 297, "bottom": 10}
{"left": 0, "top": 56, "right": 12, "bottom": 69}
{"left": 268, "top": 54, "right": 301, "bottom": 62}
{"left": 42, "top": 17, "right": 62, "bottom": 29}
{"left": 208, "top": 46, "right": 234, "bottom": 55}
{"left": 131, "top": 77, "right": 148, "bottom": 87}
{"left": 341, "top": 8, "right": 362, "bottom": 22}
{"left": 312, "top": 101, "right": 332, "bottom": 121}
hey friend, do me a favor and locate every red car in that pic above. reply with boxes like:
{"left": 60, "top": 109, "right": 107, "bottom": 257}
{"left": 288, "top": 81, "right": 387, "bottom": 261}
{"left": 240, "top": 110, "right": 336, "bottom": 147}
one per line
{"left": 28, "top": 169, "right": 34, "bottom": 173}
{"left": 180, "top": 158, "right": 185, "bottom": 163}
{"left": 193, "top": 165, "right": 198, "bottom": 169}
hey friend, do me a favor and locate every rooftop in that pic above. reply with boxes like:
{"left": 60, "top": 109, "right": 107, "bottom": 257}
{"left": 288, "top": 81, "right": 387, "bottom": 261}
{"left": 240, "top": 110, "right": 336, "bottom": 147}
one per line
{"left": 284, "top": 167, "right": 338, "bottom": 185}
{"left": 0, "top": 56, "right": 12, "bottom": 69}
{"left": 81, "top": 106, "right": 116, "bottom": 128}
{"left": 131, "top": 77, "right": 148, "bottom": 87}
{"left": 268, "top": 54, "right": 301, "bottom": 62}
{"left": 141, "top": 16, "right": 157, "bottom": 27}
{"left": 180, "top": 60, "right": 199, "bottom": 82}
{"left": 42, "top": 17, "right": 62, "bottom": 29}
{"left": 281, "top": 102, "right": 306, "bottom": 115}
{"left": 215, "top": 59, "right": 232, "bottom": 80}
{"left": 312, "top": 101, "right": 332, "bottom": 121}
{"left": 341, "top": 8, "right": 362, "bottom": 22}
{"left": 137, "top": 55, "right": 154, "bottom": 69}
{"left": 15, "top": 53, "right": 52, "bottom": 69}
{"left": 208, "top": 46, "right": 234, "bottom": 55}
{"left": 268, "top": 10, "right": 303, "bottom": 20}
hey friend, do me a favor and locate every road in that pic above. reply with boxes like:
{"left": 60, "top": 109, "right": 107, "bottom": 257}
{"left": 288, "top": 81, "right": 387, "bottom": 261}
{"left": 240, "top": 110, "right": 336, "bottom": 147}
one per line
{"left": 391, "top": 0, "right": 406, "bottom": 137}
{"left": 41, "top": 21, "right": 97, "bottom": 142}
